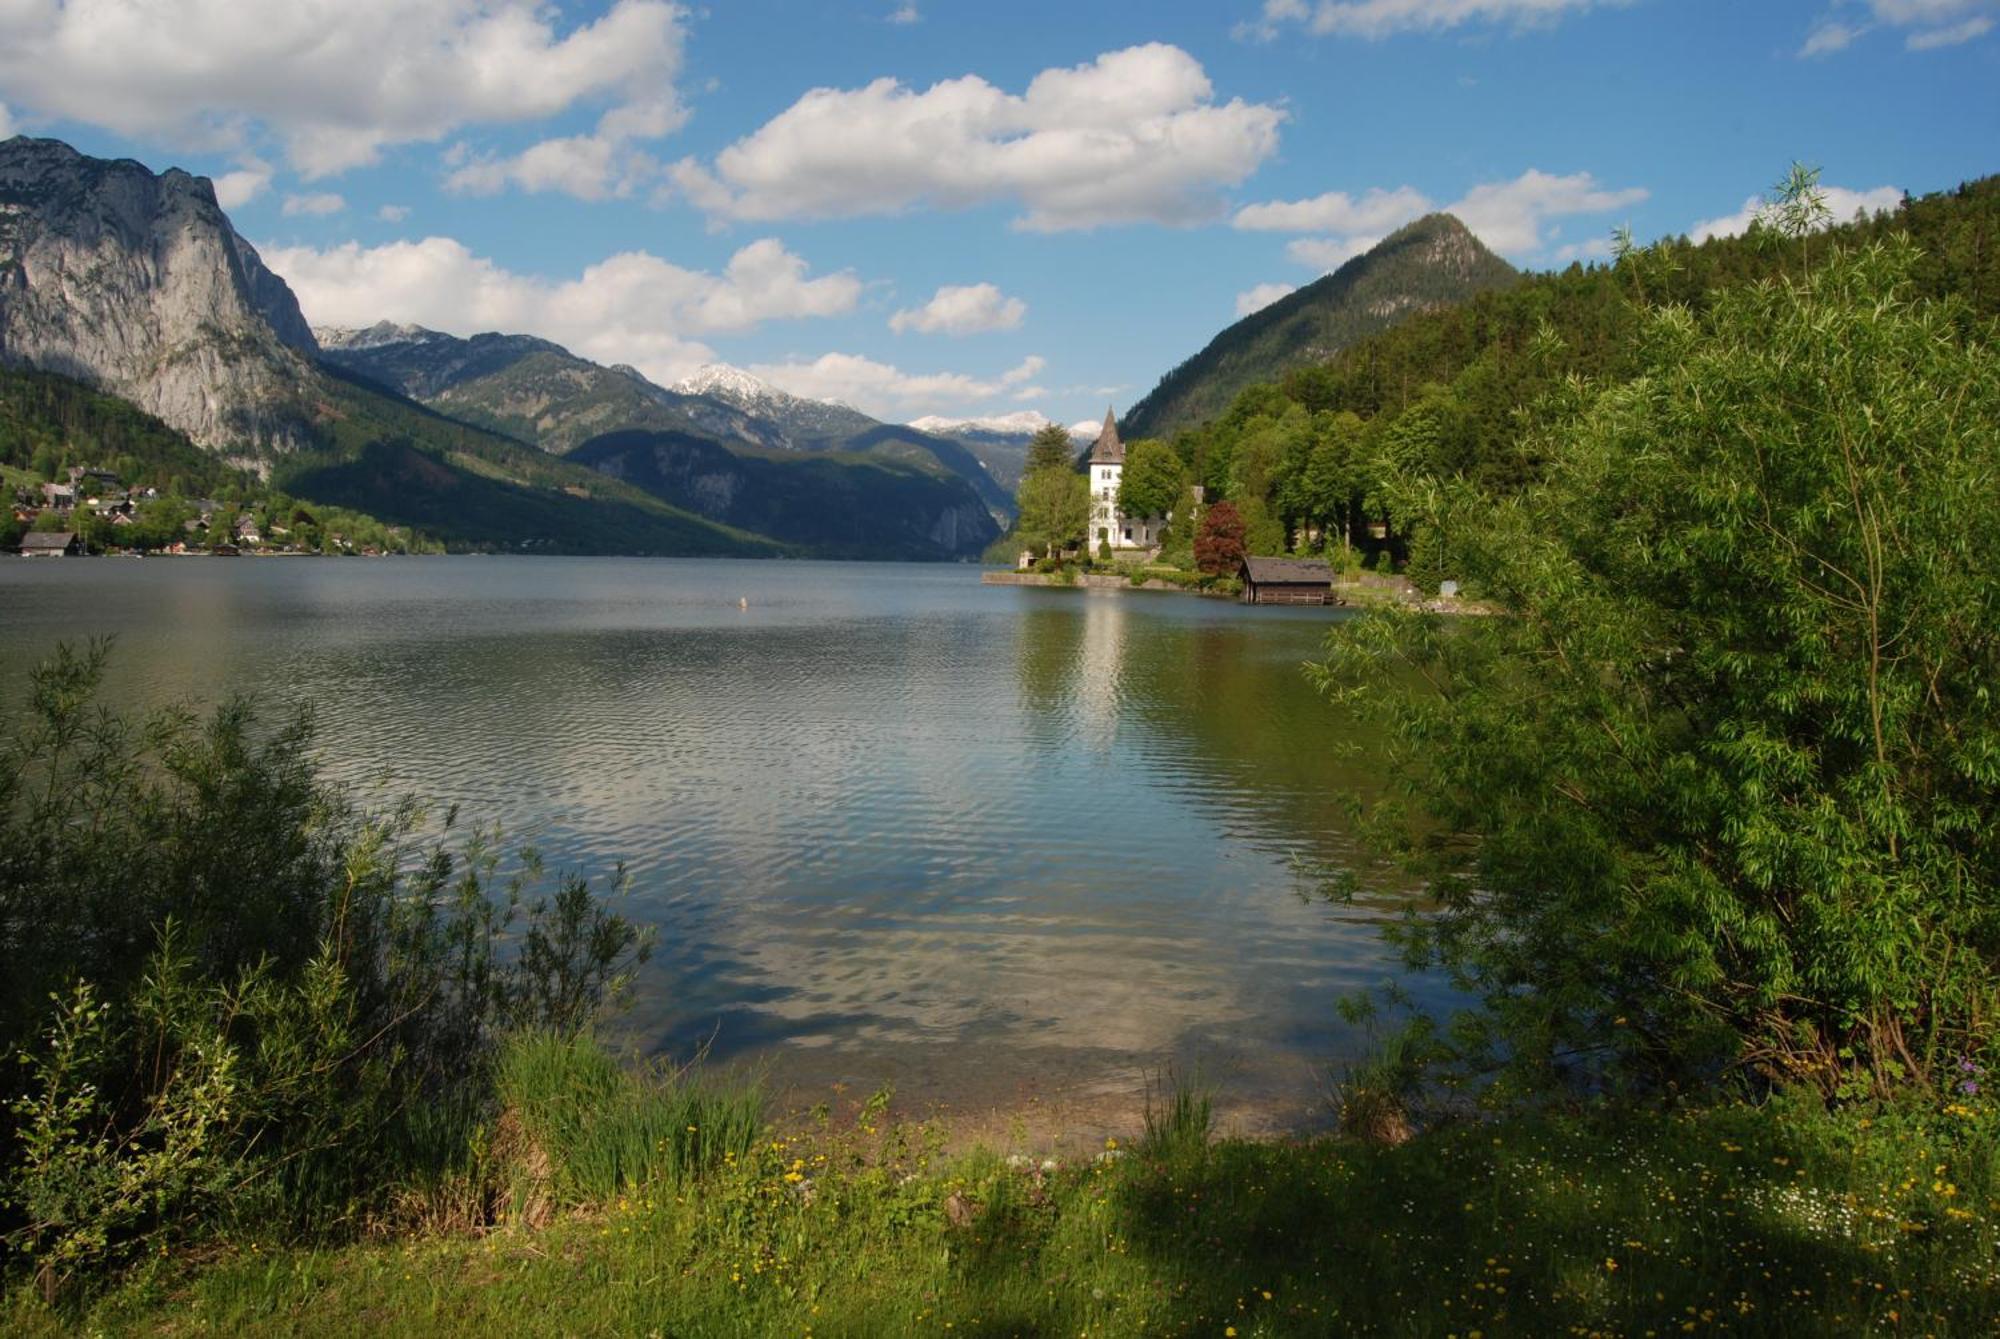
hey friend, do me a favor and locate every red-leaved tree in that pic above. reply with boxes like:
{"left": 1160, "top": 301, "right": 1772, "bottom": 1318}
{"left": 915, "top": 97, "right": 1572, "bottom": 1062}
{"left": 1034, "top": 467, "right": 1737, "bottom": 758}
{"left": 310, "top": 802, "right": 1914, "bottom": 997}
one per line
{"left": 1194, "top": 501, "right": 1246, "bottom": 575}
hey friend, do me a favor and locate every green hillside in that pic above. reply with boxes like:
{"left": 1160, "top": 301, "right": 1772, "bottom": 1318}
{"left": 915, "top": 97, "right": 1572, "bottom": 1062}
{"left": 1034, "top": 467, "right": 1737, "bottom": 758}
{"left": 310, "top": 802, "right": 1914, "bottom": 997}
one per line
{"left": 285, "top": 366, "right": 782, "bottom": 556}
{"left": 0, "top": 363, "right": 429, "bottom": 553}
{"left": 1121, "top": 214, "right": 1520, "bottom": 441}
{"left": 323, "top": 331, "right": 703, "bottom": 456}
{"left": 1165, "top": 174, "right": 2000, "bottom": 575}
{"left": 567, "top": 429, "right": 999, "bottom": 560}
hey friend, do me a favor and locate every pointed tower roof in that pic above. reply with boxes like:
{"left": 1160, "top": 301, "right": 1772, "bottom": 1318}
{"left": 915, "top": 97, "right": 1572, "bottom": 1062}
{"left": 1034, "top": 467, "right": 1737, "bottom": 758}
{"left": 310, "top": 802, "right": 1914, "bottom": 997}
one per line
{"left": 1088, "top": 406, "right": 1125, "bottom": 466}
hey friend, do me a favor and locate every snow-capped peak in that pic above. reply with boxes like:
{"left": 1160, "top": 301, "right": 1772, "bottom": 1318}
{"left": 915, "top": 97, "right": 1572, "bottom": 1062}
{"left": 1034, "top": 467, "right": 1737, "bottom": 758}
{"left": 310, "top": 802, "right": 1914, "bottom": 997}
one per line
{"left": 313, "top": 320, "right": 442, "bottom": 350}
{"left": 670, "top": 363, "right": 783, "bottom": 403}
{"left": 908, "top": 410, "right": 1054, "bottom": 436}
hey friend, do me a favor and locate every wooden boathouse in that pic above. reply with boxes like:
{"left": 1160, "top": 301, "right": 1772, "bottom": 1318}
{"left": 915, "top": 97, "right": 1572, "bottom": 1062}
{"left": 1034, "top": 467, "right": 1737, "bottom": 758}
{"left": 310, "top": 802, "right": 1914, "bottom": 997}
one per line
{"left": 1239, "top": 555, "right": 1334, "bottom": 606}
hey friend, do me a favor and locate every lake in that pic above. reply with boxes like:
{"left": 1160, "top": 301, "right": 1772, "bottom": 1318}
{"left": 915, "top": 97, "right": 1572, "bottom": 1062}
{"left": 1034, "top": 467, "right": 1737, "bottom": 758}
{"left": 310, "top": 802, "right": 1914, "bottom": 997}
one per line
{"left": 0, "top": 557, "right": 1434, "bottom": 1138}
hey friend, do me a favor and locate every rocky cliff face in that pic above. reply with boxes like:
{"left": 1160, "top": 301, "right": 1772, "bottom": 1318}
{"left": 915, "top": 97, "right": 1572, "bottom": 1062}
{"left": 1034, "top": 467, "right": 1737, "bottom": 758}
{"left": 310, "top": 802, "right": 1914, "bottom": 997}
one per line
{"left": 0, "top": 137, "right": 319, "bottom": 454}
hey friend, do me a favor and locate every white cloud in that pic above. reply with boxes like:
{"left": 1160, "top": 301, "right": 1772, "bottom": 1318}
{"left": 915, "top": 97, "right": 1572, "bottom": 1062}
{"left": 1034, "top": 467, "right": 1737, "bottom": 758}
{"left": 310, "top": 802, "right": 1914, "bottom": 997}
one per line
{"left": 1799, "top": 1, "right": 1997, "bottom": 53}
{"left": 0, "top": 1, "right": 690, "bottom": 178}
{"left": 889, "top": 283, "right": 1027, "bottom": 336}
{"left": 745, "top": 353, "right": 1046, "bottom": 420}
{"left": 1550, "top": 235, "right": 1615, "bottom": 264}
{"left": 282, "top": 192, "right": 346, "bottom": 217}
{"left": 1245, "top": 0, "right": 1618, "bottom": 39}
{"left": 1449, "top": 169, "right": 1646, "bottom": 253}
{"left": 1905, "top": 13, "right": 1994, "bottom": 45}
{"left": 1286, "top": 235, "right": 1382, "bottom": 269}
{"left": 668, "top": 43, "right": 1285, "bottom": 231}
{"left": 1235, "top": 282, "right": 1297, "bottom": 317}
{"left": 377, "top": 204, "right": 411, "bottom": 223}
{"left": 1800, "top": 19, "right": 1866, "bottom": 54}
{"left": 262, "top": 235, "right": 861, "bottom": 387}
{"left": 211, "top": 157, "right": 273, "bottom": 209}
{"left": 1232, "top": 186, "right": 1430, "bottom": 234}
{"left": 1241, "top": 167, "right": 1644, "bottom": 265}
{"left": 1690, "top": 183, "right": 1903, "bottom": 243}
{"left": 888, "top": 3, "right": 921, "bottom": 22}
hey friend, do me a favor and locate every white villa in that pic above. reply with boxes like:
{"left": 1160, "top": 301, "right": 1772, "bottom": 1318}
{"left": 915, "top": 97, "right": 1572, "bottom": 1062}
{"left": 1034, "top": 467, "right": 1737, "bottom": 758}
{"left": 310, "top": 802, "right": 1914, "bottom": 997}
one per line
{"left": 1087, "top": 408, "right": 1164, "bottom": 551}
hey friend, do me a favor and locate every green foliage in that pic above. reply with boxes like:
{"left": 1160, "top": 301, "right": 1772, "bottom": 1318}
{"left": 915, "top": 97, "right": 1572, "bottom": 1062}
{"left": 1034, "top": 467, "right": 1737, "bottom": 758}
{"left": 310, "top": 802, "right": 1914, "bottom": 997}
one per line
{"left": 1012, "top": 462, "right": 1089, "bottom": 560}
{"left": 1136, "top": 1070, "right": 1213, "bottom": 1164}
{"left": 1124, "top": 214, "right": 1521, "bottom": 440}
{"left": 1161, "top": 173, "right": 2000, "bottom": 584}
{"left": 493, "top": 1033, "right": 761, "bottom": 1211}
{"left": 1114, "top": 439, "right": 1185, "bottom": 520}
{"left": 0, "top": 645, "right": 653, "bottom": 1293}
{"left": 31, "top": 1099, "right": 2000, "bottom": 1335}
{"left": 1024, "top": 422, "right": 1076, "bottom": 476}
{"left": 1314, "top": 230, "right": 2000, "bottom": 1104}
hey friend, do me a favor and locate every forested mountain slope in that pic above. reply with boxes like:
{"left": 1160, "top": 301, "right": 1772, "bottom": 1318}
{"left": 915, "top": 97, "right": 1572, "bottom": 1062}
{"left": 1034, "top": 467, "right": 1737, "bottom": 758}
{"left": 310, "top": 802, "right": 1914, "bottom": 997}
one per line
{"left": 1121, "top": 215, "right": 1519, "bottom": 441}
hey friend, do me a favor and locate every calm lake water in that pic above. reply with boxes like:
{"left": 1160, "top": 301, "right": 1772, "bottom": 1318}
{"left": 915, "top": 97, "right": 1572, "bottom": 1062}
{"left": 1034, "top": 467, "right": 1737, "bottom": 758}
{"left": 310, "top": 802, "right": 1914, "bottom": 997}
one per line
{"left": 0, "top": 557, "right": 1434, "bottom": 1135}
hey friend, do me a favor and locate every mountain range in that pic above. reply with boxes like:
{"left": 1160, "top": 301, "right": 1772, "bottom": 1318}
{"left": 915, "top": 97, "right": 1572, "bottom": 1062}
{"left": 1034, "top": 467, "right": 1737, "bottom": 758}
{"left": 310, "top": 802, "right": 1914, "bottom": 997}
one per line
{"left": 1, "top": 134, "right": 1517, "bottom": 559}
{"left": 1120, "top": 214, "right": 1520, "bottom": 441}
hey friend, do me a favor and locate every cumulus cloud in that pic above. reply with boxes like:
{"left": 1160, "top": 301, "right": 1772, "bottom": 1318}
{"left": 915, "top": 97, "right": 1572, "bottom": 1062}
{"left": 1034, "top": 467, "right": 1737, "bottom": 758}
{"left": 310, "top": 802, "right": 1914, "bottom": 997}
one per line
{"left": 377, "top": 204, "right": 411, "bottom": 223}
{"left": 745, "top": 353, "right": 1046, "bottom": 419}
{"left": 1243, "top": 0, "right": 1618, "bottom": 39}
{"left": 1232, "top": 186, "right": 1429, "bottom": 233}
{"left": 889, "top": 283, "right": 1027, "bottom": 336}
{"left": 212, "top": 158, "right": 273, "bottom": 210}
{"left": 0, "top": 0, "right": 690, "bottom": 178}
{"left": 1689, "top": 183, "right": 1904, "bottom": 243}
{"left": 1798, "top": 1, "right": 1997, "bottom": 53}
{"left": 1239, "top": 167, "right": 1644, "bottom": 265}
{"left": 668, "top": 44, "right": 1285, "bottom": 231}
{"left": 1286, "top": 235, "right": 1382, "bottom": 269}
{"left": 888, "top": 4, "right": 921, "bottom": 22}
{"left": 1450, "top": 169, "right": 1647, "bottom": 253}
{"left": 261, "top": 235, "right": 861, "bottom": 387}
{"left": 282, "top": 192, "right": 346, "bottom": 217}
{"left": 1235, "top": 282, "right": 1297, "bottom": 317}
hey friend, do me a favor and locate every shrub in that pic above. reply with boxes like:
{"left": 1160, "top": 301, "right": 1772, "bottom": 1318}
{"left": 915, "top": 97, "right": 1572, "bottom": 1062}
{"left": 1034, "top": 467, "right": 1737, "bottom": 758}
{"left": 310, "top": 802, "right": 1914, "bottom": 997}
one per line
{"left": 1316, "top": 220, "right": 2000, "bottom": 1104}
{"left": 0, "top": 644, "right": 653, "bottom": 1293}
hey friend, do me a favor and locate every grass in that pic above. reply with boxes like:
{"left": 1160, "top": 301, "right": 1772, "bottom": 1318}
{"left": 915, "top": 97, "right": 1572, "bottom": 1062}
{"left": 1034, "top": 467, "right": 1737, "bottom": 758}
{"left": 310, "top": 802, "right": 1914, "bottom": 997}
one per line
{"left": 12, "top": 1083, "right": 2000, "bottom": 1336}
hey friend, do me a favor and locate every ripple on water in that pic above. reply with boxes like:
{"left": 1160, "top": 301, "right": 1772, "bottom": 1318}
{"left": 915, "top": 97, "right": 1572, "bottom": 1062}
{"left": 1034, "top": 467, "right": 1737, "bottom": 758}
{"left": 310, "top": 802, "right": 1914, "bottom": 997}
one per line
{"left": 0, "top": 557, "right": 1445, "bottom": 1124}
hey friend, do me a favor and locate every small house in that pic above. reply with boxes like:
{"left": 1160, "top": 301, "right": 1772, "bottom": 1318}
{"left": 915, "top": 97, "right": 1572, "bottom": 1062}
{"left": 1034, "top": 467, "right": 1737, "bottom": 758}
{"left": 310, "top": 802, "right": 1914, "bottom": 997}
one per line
{"left": 1239, "top": 555, "right": 1334, "bottom": 606}
{"left": 19, "top": 531, "right": 83, "bottom": 557}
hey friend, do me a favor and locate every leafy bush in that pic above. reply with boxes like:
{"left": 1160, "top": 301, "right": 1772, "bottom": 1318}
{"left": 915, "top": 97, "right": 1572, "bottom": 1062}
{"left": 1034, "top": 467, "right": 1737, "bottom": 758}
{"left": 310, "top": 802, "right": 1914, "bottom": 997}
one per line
{"left": 1316, "top": 211, "right": 2000, "bottom": 1103}
{"left": 0, "top": 644, "right": 652, "bottom": 1295}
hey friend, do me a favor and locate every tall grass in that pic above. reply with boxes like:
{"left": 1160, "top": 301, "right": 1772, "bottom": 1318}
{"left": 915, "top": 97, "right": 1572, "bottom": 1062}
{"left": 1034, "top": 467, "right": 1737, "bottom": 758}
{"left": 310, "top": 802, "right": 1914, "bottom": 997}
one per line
{"left": 493, "top": 1032, "right": 761, "bottom": 1210}
{"left": 1137, "top": 1068, "right": 1212, "bottom": 1163}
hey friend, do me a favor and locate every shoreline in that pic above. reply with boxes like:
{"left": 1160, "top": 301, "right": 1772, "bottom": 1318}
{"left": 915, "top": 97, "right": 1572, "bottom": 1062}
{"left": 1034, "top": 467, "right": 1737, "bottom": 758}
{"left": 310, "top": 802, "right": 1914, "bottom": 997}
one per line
{"left": 983, "top": 568, "right": 1497, "bottom": 614}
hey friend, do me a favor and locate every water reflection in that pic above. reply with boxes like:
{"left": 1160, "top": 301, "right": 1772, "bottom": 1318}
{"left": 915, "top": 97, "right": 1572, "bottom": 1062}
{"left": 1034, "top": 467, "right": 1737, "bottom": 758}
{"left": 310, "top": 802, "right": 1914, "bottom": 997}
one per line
{"left": 0, "top": 559, "right": 1436, "bottom": 1129}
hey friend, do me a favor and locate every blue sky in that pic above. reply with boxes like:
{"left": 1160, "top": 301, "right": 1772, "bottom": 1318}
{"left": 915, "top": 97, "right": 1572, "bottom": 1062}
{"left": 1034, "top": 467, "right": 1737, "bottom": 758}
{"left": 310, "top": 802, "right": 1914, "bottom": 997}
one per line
{"left": 1, "top": 0, "right": 1994, "bottom": 428}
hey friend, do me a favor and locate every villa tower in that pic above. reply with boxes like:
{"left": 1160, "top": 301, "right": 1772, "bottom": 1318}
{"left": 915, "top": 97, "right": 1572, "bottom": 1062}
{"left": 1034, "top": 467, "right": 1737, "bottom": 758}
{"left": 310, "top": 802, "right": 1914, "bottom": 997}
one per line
{"left": 1087, "top": 407, "right": 1161, "bottom": 551}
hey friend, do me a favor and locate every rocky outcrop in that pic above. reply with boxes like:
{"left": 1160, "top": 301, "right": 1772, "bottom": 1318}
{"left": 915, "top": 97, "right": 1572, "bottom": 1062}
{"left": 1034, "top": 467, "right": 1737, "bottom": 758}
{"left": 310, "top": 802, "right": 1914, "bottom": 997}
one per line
{"left": 0, "top": 136, "right": 318, "bottom": 454}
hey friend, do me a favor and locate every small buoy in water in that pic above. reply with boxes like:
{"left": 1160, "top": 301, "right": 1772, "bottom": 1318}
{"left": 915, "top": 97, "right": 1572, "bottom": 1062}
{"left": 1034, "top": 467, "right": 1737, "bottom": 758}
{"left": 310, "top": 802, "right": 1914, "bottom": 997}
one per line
{"left": 738, "top": 596, "right": 748, "bottom": 609}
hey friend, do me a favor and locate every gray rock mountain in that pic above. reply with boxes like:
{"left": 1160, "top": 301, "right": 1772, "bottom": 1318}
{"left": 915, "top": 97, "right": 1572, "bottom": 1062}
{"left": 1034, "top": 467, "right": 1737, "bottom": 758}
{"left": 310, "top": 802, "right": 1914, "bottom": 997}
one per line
{"left": 0, "top": 136, "right": 319, "bottom": 454}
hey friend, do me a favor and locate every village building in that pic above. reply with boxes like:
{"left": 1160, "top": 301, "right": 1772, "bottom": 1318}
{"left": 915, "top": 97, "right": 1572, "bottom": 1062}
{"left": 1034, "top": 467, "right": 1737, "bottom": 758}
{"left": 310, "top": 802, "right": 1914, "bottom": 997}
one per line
{"left": 1238, "top": 555, "right": 1334, "bottom": 606}
{"left": 1087, "top": 408, "right": 1167, "bottom": 552}
{"left": 18, "top": 530, "right": 83, "bottom": 557}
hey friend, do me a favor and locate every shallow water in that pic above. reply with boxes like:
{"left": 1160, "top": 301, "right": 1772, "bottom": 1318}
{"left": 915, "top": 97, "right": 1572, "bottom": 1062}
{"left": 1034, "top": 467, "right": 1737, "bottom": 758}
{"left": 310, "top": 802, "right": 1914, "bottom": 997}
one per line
{"left": 0, "top": 557, "right": 1436, "bottom": 1132}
